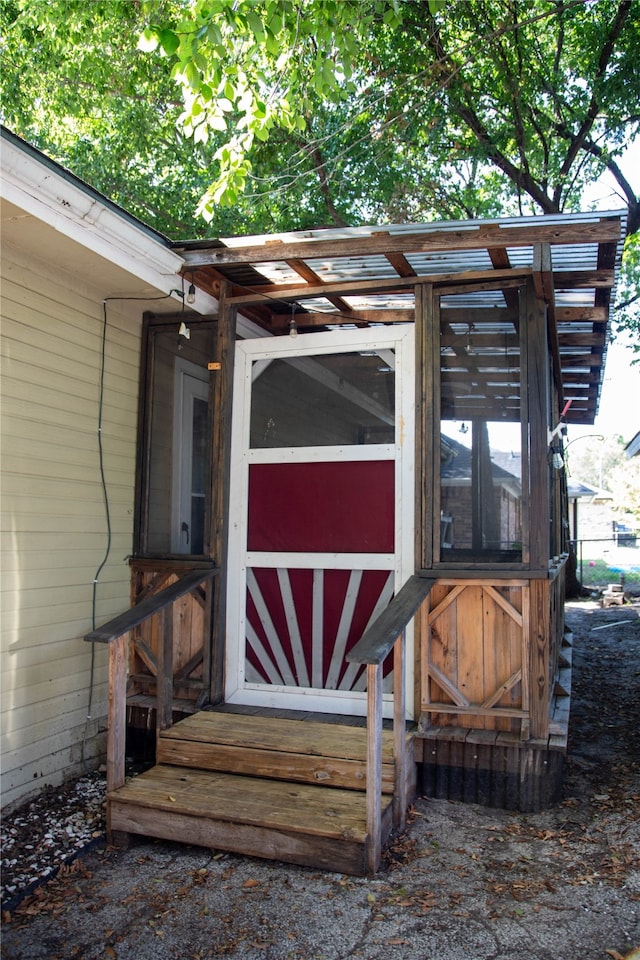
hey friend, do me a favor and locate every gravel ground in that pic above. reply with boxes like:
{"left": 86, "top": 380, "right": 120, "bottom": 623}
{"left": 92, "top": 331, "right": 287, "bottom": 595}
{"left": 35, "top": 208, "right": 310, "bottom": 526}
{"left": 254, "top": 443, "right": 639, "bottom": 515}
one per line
{"left": 1, "top": 772, "right": 107, "bottom": 909}
{"left": 1, "top": 597, "right": 639, "bottom": 960}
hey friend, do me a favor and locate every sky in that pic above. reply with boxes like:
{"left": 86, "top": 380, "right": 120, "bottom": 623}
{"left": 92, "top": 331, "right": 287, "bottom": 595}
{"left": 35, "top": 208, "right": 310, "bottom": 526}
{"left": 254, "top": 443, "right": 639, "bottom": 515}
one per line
{"left": 566, "top": 336, "right": 639, "bottom": 450}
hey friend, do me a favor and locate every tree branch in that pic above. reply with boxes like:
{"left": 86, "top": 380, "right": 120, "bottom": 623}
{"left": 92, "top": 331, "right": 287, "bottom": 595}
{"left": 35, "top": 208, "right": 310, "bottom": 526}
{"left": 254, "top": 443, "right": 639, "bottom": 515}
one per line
{"left": 308, "top": 143, "right": 349, "bottom": 227}
{"left": 553, "top": 0, "right": 632, "bottom": 204}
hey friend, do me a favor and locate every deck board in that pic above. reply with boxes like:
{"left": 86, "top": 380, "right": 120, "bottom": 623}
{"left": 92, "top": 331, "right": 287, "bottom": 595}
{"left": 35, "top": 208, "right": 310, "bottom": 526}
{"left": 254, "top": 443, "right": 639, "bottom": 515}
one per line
{"left": 109, "top": 765, "right": 387, "bottom": 841}
{"left": 108, "top": 711, "right": 412, "bottom": 875}
{"left": 162, "top": 711, "right": 398, "bottom": 760}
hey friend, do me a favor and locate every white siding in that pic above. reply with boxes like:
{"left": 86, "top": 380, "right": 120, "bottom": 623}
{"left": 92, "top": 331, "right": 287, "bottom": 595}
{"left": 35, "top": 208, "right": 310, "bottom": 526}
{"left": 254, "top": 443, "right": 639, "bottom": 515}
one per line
{"left": 1, "top": 245, "right": 142, "bottom": 810}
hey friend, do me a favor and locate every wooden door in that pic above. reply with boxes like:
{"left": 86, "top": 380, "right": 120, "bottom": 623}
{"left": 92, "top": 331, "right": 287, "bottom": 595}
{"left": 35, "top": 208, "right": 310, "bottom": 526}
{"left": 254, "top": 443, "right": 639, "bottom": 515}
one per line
{"left": 226, "top": 327, "right": 415, "bottom": 717}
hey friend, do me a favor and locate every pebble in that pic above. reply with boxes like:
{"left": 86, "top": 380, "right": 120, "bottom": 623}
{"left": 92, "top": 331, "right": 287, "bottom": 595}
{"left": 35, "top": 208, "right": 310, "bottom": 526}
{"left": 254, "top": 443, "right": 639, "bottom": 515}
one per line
{"left": 1, "top": 771, "right": 106, "bottom": 907}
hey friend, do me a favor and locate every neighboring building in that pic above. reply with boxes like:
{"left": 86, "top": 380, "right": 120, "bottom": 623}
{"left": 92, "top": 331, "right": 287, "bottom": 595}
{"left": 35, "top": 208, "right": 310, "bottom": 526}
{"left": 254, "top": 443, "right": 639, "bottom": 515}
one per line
{"left": 625, "top": 431, "right": 640, "bottom": 458}
{"left": 1, "top": 127, "right": 627, "bottom": 873}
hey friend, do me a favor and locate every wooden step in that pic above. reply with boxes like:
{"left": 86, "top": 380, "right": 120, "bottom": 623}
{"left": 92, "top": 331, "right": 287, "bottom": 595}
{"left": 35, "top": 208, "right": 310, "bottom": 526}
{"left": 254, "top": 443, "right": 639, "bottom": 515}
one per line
{"left": 108, "top": 764, "right": 393, "bottom": 876}
{"left": 156, "top": 712, "right": 402, "bottom": 793}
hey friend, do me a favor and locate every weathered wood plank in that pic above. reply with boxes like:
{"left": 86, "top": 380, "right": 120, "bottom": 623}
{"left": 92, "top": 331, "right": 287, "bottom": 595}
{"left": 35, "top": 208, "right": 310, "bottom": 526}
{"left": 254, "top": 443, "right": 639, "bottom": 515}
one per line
{"left": 156, "top": 738, "right": 395, "bottom": 793}
{"left": 161, "top": 712, "right": 398, "bottom": 761}
{"left": 181, "top": 218, "right": 620, "bottom": 268}
{"left": 106, "top": 634, "right": 127, "bottom": 810}
{"left": 85, "top": 567, "right": 218, "bottom": 644}
{"left": 366, "top": 662, "right": 384, "bottom": 875}
{"left": 210, "top": 282, "right": 237, "bottom": 703}
{"left": 108, "top": 802, "right": 371, "bottom": 876}
{"left": 109, "top": 765, "right": 388, "bottom": 841}
{"left": 347, "top": 575, "right": 435, "bottom": 665}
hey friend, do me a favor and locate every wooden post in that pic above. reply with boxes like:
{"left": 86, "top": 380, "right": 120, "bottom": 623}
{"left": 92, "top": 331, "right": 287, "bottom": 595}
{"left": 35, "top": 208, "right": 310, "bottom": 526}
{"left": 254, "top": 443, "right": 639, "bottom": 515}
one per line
{"left": 366, "top": 662, "right": 383, "bottom": 875}
{"left": 529, "top": 578, "right": 549, "bottom": 739}
{"left": 106, "top": 633, "right": 127, "bottom": 821}
{"left": 210, "top": 280, "right": 237, "bottom": 703}
{"left": 156, "top": 607, "right": 173, "bottom": 734}
{"left": 525, "top": 278, "right": 550, "bottom": 569}
{"left": 393, "top": 629, "right": 407, "bottom": 830}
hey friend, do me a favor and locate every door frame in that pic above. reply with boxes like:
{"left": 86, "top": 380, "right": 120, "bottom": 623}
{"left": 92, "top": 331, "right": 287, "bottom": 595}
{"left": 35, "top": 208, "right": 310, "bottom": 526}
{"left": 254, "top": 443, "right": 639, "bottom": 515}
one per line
{"left": 171, "top": 357, "right": 209, "bottom": 553}
{"left": 225, "top": 325, "right": 415, "bottom": 718}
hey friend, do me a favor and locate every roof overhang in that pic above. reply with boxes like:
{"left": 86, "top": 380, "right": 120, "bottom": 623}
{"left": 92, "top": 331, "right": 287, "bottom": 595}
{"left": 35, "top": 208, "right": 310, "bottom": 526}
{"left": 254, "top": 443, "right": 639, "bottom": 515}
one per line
{"left": 175, "top": 210, "right": 626, "bottom": 425}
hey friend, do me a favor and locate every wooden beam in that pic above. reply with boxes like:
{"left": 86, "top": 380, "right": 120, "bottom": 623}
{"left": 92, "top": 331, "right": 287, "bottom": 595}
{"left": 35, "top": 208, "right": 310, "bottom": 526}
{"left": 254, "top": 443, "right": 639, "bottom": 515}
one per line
{"left": 286, "top": 258, "right": 354, "bottom": 314}
{"left": 489, "top": 247, "right": 520, "bottom": 314}
{"left": 180, "top": 217, "right": 621, "bottom": 268}
{"left": 525, "top": 280, "right": 550, "bottom": 569}
{"left": 365, "top": 661, "right": 383, "bottom": 875}
{"left": 553, "top": 269, "right": 615, "bottom": 288}
{"left": 226, "top": 268, "right": 533, "bottom": 305}
{"left": 106, "top": 634, "right": 127, "bottom": 801}
{"left": 533, "top": 243, "right": 563, "bottom": 410}
{"left": 270, "top": 309, "right": 415, "bottom": 329}
{"left": 555, "top": 306, "right": 608, "bottom": 323}
{"left": 210, "top": 281, "right": 237, "bottom": 704}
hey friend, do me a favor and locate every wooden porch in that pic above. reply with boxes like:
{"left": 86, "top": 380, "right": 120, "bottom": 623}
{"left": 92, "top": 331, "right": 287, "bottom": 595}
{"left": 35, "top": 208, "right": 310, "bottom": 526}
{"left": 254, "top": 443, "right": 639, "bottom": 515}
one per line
{"left": 108, "top": 710, "right": 415, "bottom": 876}
{"left": 87, "top": 571, "right": 431, "bottom": 876}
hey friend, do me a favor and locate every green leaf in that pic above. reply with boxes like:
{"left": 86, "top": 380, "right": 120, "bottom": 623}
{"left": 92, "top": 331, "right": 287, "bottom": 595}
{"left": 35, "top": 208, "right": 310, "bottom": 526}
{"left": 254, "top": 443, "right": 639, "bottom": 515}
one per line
{"left": 159, "top": 29, "right": 180, "bottom": 56}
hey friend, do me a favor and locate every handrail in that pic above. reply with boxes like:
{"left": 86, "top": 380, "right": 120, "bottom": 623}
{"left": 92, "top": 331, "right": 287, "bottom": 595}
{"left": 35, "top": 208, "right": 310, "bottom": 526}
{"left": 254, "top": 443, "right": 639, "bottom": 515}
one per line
{"left": 84, "top": 566, "right": 219, "bottom": 644}
{"left": 85, "top": 566, "right": 219, "bottom": 808}
{"left": 346, "top": 573, "right": 436, "bottom": 874}
{"left": 346, "top": 575, "right": 435, "bottom": 666}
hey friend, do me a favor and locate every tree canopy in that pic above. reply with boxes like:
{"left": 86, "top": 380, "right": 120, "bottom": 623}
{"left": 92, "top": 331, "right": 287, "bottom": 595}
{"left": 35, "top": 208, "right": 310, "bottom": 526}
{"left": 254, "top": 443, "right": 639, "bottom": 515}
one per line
{"left": 1, "top": 0, "right": 638, "bottom": 334}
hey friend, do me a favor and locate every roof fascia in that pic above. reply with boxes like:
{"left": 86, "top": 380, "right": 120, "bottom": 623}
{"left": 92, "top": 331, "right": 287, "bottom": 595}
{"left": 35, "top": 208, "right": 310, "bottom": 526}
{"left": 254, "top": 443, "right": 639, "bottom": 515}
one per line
{"left": 0, "top": 128, "right": 267, "bottom": 337}
{"left": 180, "top": 215, "right": 624, "bottom": 268}
{"left": 1, "top": 132, "right": 187, "bottom": 296}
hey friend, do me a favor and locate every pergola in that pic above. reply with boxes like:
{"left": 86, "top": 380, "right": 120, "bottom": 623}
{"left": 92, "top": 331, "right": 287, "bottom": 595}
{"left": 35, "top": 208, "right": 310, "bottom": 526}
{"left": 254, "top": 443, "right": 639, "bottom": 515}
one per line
{"left": 177, "top": 209, "right": 625, "bottom": 426}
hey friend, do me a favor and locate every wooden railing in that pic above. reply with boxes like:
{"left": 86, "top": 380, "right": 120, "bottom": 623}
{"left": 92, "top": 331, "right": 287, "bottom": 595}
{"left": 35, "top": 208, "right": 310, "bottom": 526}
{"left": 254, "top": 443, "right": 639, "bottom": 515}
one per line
{"left": 346, "top": 574, "right": 435, "bottom": 873}
{"left": 85, "top": 567, "right": 219, "bottom": 799}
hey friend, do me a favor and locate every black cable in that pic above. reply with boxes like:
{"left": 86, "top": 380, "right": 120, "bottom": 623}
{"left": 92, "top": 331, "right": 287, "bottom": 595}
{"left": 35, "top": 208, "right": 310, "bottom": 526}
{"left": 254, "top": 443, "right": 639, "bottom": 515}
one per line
{"left": 81, "top": 290, "right": 184, "bottom": 771}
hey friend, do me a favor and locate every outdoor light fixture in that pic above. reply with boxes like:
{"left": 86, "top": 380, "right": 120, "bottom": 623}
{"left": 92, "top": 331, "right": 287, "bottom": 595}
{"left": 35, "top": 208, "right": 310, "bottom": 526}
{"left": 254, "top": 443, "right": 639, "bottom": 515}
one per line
{"left": 289, "top": 303, "right": 298, "bottom": 337}
{"left": 178, "top": 321, "right": 191, "bottom": 340}
{"left": 187, "top": 279, "right": 196, "bottom": 304}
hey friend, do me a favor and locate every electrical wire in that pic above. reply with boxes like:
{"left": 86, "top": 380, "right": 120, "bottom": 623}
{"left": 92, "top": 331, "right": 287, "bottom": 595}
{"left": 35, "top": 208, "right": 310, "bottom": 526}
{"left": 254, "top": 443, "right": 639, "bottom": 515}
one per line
{"left": 81, "top": 289, "right": 184, "bottom": 772}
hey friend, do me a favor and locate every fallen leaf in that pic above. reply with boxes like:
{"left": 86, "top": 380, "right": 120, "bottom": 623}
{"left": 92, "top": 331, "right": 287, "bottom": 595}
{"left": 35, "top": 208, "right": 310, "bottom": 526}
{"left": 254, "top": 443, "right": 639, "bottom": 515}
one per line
{"left": 243, "top": 879, "right": 261, "bottom": 888}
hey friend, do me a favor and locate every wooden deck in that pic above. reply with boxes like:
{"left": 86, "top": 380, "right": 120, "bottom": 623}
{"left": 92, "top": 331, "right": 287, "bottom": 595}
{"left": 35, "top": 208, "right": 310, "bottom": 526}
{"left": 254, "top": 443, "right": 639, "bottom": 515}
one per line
{"left": 108, "top": 712, "right": 417, "bottom": 876}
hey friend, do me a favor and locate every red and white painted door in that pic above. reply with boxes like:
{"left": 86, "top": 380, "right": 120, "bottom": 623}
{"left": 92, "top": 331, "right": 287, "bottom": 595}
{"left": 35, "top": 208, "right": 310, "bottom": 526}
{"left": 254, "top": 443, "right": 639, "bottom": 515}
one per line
{"left": 226, "top": 326, "right": 414, "bottom": 717}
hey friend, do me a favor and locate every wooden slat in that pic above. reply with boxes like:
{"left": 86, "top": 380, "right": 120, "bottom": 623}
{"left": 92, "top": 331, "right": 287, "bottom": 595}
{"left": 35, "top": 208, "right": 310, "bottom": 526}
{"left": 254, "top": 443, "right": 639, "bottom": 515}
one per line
{"left": 226, "top": 268, "right": 533, "bottom": 305}
{"left": 156, "top": 738, "right": 395, "bottom": 793}
{"left": 181, "top": 217, "right": 621, "bottom": 268}
{"left": 427, "top": 663, "right": 470, "bottom": 708}
{"left": 393, "top": 631, "right": 408, "bottom": 829}
{"left": 109, "top": 765, "right": 377, "bottom": 841}
{"left": 161, "top": 712, "right": 398, "bottom": 761}
{"left": 347, "top": 575, "right": 436, "bottom": 665}
{"left": 85, "top": 567, "right": 218, "bottom": 644}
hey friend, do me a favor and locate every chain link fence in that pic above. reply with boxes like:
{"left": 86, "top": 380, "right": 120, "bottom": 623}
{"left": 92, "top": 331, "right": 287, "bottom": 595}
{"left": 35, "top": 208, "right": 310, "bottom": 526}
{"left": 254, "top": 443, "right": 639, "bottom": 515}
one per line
{"left": 573, "top": 536, "right": 640, "bottom": 588}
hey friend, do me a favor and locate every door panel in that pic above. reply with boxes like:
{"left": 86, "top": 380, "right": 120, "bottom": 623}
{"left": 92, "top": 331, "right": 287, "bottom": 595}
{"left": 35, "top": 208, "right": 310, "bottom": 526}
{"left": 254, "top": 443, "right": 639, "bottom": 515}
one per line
{"left": 248, "top": 460, "right": 394, "bottom": 554}
{"left": 226, "top": 327, "right": 414, "bottom": 717}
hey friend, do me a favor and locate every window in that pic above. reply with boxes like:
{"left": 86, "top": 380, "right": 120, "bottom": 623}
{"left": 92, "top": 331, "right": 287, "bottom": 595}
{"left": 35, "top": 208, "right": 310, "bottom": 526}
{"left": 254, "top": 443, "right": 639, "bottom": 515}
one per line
{"left": 136, "top": 317, "right": 214, "bottom": 557}
{"left": 436, "top": 289, "right": 524, "bottom": 563}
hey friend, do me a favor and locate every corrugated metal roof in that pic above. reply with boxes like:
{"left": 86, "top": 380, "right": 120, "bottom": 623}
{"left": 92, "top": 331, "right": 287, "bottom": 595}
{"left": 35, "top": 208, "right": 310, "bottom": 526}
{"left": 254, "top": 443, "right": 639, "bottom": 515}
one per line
{"left": 177, "top": 209, "right": 627, "bottom": 426}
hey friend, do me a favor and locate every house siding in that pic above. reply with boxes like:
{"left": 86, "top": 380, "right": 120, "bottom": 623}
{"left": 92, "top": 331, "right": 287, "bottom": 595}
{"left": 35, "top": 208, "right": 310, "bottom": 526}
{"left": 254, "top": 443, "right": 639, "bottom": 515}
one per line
{"left": 1, "top": 245, "right": 141, "bottom": 810}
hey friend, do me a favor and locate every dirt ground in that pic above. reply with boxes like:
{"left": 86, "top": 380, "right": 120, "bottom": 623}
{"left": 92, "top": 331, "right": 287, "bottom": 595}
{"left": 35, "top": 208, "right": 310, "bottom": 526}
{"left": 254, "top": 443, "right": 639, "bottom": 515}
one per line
{"left": 1, "top": 598, "right": 639, "bottom": 960}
